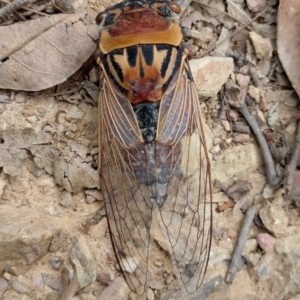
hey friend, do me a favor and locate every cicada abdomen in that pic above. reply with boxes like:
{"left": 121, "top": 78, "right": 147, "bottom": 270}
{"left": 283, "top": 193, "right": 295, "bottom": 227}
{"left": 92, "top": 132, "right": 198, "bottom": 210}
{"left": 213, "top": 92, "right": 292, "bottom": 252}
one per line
{"left": 96, "top": 0, "right": 212, "bottom": 297}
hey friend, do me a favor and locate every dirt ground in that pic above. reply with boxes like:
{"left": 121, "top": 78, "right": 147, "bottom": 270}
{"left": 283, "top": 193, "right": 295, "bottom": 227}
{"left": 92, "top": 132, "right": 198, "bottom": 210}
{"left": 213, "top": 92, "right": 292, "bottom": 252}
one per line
{"left": 1, "top": 0, "right": 300, "bottom": 299}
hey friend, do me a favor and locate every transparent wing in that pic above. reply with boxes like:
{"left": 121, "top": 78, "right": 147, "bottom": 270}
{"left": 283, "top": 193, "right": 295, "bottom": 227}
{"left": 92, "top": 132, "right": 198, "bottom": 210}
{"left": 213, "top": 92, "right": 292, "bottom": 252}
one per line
{"left": 98, "top": 71, "right": 152, "bottom": 295}
{"left": 98, "top": 58, "right": 212, "bottom": 296}
{"left": 156, "top": 60, "right": 212, "bottom": 294}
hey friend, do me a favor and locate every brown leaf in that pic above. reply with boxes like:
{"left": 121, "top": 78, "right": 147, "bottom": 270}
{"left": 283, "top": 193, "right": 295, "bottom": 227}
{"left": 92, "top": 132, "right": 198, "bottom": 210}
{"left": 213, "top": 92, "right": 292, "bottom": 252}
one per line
{"left": 277, "top": 0, "right": 300, "bottom": 98}
{"left": 0, "top": 12, "right": 98, "bottom": 91}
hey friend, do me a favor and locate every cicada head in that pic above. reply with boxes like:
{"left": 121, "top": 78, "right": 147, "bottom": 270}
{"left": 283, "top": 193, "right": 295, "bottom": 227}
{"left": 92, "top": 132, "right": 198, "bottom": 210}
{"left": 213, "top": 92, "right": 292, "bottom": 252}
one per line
{"left": 96, "top": 0, "right": 183, "bottom": 54}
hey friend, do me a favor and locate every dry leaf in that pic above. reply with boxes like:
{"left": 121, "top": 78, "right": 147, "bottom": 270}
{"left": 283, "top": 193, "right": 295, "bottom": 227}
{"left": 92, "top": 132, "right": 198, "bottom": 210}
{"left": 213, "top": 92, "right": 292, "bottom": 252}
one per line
{"left": 0, "top": 11, "right": 99, "bottom": 91}
{"left": 277, "top": 0, "right": 300, "bottom": 98}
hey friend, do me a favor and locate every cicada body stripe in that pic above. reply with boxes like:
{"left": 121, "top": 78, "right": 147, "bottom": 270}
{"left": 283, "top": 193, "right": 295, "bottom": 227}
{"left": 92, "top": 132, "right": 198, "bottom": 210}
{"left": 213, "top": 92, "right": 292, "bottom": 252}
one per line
{"left": 96, "top": 0, "right": 212, "bottom": 297}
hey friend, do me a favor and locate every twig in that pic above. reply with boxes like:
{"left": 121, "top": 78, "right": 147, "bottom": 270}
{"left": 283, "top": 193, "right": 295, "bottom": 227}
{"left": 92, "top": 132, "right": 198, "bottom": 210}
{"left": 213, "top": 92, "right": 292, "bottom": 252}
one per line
{"left": 285, "top": 121, "right": 300, "bottom": 197}
{"left": 0, "top": 0, "right": 29, "bottom": 20}
{"left": 238, "top": 104, "right": 279, "bottom": 186}
{"left": 225, "top": 205, "right": 256, "bottom": 284}
{"left": 47, "top": 88, "right": 79, "bottom": 98}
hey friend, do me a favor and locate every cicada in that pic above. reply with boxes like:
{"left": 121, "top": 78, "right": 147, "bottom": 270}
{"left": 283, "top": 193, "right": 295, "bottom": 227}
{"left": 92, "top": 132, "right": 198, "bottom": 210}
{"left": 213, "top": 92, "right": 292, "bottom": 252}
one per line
{"left": 96, "top": 0, "right": 212, "bottom": 297}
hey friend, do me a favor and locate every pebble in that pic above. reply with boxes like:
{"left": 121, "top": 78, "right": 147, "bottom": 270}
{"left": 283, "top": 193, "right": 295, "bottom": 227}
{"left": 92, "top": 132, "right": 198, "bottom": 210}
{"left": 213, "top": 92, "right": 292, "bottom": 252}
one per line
{"left": 229, "top": 109, "right": 239, "bottom": 122}
{"left": 147, "top": 288, "right": 155, "bottom": 300}
{"left": 9, "top": 266, "right": 18, "bottom": 276}
{"left": 65, "top": 105, "right": 84, "bottom": 120}
{"left": 154, "top": 260, "right": 163, "bottom": 267}
{"left": 49, "top": 256, "right": 63, "bottom": 270}
{"left": 257, "top": 233, "right": 276, "bottom": 252}
{"left": 222, "top": 120, "right": 231, "bottom": 132}
{"left": 210, "top": 144, "right": 221, "bottom": 155}
{"left": 246, "top": 0, "right": 267, "bottom": 12}
{"left": 233, "top": 133, "right": 251, "bottom": 143}
{"left": 61, "top": 190, "right": 73, "bottom": 207}
{"left": 26, "top": 114, "right": 38, "bottom": 123}
{"left": 32, "top": 275, "right": 44, "bottom": 290}
{"left": 12, "top": 280, "right": 33, "bottom": 295}
{"left": 89, "top": 217, "right": 108, "bottom": 239}
{"left": 15, "top": 92, "right": 27, "bottom": 103}
{"left": 3, "top": 272, "right": 11, "bottom": 281}
{"left": 248, "top": 85, "right": 260, "bottom": 103}
{"left": 96, "top": 272, "right": 113, "bottom": 286}
{"left": 89, "top": 68, "right": 98, "bottom": 83}
{"left": 259, "top": 202, "right": 288, "bottom": 237}
{"left": 213, "top": 138, "right": 222, "bottom": 146}
{"left": 0, "top": 278, "right": 8, "bottom": 297}
{"left": 86, "top": 194, "right": 96, "bottom": 204}
{"left": 227, "top": 228, "right": 237, "bottom": 239}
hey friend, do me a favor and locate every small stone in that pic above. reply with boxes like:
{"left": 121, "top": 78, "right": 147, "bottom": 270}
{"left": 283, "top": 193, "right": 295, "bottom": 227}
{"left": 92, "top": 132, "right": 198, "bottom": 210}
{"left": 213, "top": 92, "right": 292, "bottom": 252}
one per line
{"left": 166, "top": 274, "right": 173, "bottom": 285}
{"left": 37, "top": 107, "right": 46, "bottom": 116}
{"left": 154, "top": 260, "right": 163, "bottom": 267}
{"left": 236, "top": 74, "right": 250, "bottom": 89}
{"left": 259, "top": 202, "right": 288, "bottom": 237}
{"left": 91, "top": 147, "right": 99, "bottom": 156}
{"left": 198, "top": 27, "right": 214, "bottom": 43}
{"left": 85, "top": 189, "right": 103, "bottom": 201}
{"left": 243, "top": 239, "right": 258, "bottom": 256}
{"left": 12, "top": 280, "right": 33, "bottom": 295}
{"left": 246, "top": 0, "right": 266, "bottom": 12}
{"left": 49, "top": 256, "right": 63, "bottom": 270}
{"left": 119, "top": 257, "right": 138, "bottom": 273}
{"left": 70, "top": 142, "right": 88, "bottom": 160}
{"left": 98, "top": 277, "right": 130, "bottom": 300}
{"left": 249, "top": 31, "right": 272, "bottom": 59}
{"left": 96, "top": 272, "right": 113, "bottom": 286}
{"left": 190, "top": 57, "right": 234, "bottom": 98}
{"left": 222, "top": 120, "right": 231, "bottom": 132}
{"left": 147, "top": 288, "right": 155, "bottom": 300}
{"left": 3, "top": 272, "right": 11, "bottom": 280}
{"left": 0, "top": 278, "right": 8, "bottom": 297}
{"left": 227, "top": 228, "right": 237, "bottom": 239}
{"left": 69, "top": 235, "right": 97, "bottom": 289}
{"left": 210, "top": 145, "right": 221, "bottom": 155}
{"left": 9, "top": 266, "right": 18, "bottom": 276}
{"left": 32, "top": 275, "right": 44, "bottom": 290}
{"left": 89, "top": 217, "right": 108, "bottom": 239}
{"left": 89, "top": 68, "right": 98, "bottom": 83}
{"left": 213, "top": 138, "right": 222, "bottom": 146}
{"left": 61, "top": 190, "right": 73, "bottom": 207}
{"left": 232, "top": 134, "right": 251, "bottom": 143}
{"left": 26, "top": 114, "right": 38, "bottom": 123}
{"left": 243, "top": 252, "right": 261, "bottom": 267}
{"left": 257, "top": 233, "right": 276, "bottom": 252}
{"left": 15, "top": 92, "right": 27, "bottom": 103}
{"left": 86, "top": 195, "right": 96, "bottom": 204}
{"left": 229, "top": 109, "right": 239, "bottom": 122}
{"left": 65, "top": 105, "right": 84, "bottom": 120}
{"left": 248, "top": 85, "right": 260, "bottom": 103}
{"left": 0, "top": 95, "right": 10, "bottom": 103}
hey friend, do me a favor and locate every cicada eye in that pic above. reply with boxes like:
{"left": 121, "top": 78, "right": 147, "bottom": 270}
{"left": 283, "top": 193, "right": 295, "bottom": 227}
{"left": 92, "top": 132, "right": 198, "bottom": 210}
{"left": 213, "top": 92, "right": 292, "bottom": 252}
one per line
{"left": 96, "top": 11, "right": 108, "bottom": 25}
{"left": 168, "top": 1, "right": 181, "bottom": 14}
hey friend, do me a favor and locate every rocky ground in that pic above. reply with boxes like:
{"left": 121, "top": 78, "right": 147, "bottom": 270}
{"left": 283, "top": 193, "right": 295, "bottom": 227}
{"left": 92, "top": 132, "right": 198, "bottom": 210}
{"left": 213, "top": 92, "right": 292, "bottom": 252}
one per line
{"left": 1, "top": 0, "right": 300, "bottom": 299}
